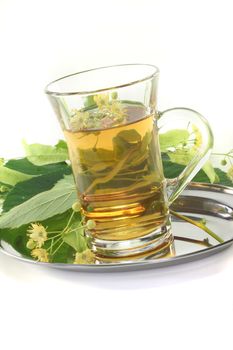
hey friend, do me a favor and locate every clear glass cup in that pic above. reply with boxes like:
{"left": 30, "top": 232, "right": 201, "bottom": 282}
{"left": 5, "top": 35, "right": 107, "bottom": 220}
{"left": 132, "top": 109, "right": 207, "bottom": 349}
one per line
{"left": 45, "top": 64, "right": 213, "bottom": 259}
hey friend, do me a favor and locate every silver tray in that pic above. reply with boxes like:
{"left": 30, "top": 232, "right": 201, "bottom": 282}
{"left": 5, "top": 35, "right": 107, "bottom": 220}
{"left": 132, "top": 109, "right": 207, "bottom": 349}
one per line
{"left": 1, "top": 182, "right": 233, "bottom": 272}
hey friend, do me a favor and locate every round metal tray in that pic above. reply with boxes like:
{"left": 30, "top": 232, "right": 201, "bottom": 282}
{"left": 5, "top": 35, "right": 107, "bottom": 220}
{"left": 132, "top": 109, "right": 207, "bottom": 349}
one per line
{"left": 1, "top": 182, "right": 233, "bottom": 272}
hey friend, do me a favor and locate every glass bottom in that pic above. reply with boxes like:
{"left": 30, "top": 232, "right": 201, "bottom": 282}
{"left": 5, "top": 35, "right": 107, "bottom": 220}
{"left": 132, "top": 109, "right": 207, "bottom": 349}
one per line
{"left": 86, "top": 217, "right": 173, "bottom": 259}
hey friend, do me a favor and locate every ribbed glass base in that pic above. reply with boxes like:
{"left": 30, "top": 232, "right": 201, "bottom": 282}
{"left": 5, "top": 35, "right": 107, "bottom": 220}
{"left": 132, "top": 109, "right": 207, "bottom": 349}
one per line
{"left": 86, "top": 217, "right": 173, "bottom": 259}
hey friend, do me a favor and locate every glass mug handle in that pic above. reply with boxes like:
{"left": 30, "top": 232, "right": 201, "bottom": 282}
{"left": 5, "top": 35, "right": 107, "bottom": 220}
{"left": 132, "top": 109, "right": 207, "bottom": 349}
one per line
{"left": 158, "top": 107, "right": 214, "bottom": 204}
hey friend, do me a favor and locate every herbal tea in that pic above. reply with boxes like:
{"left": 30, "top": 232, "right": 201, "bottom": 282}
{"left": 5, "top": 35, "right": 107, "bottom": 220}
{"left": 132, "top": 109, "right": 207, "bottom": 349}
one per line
{"left": 47, "top": 64, "right": 213, "bottom": 258}
{"left": 64, "top": 104, "right": 169, "bottom": 242}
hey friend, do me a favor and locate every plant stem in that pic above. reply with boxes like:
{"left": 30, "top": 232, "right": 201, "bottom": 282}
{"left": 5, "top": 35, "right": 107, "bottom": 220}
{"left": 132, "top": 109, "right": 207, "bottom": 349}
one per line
{"left": 62, "top": 211, "right": 75, "bottom": 233}
{"left": 85, "top": 148, "right": 134, "bottom": 193}
{"left": 47, "top": 231, "right": 61, "bottom": 234}
{"left": 49, "top": 236, "right": 63, "bottom": 254}
{"left": 212, "top": 152, "right": 233, "bottom": 158}
{"left": 64, "top": 226, "right": 82, "bottom": 235}
{"left": 170, "top": 209, "right": 224, "bottom": 244}
{"left": 174, "top": 236, "right": 212, "bottom": 247}
{"left": 51, "top": 240, "right": 64, "bottom": 256}
{"left": 46, "top": 233, "right": 62, "bottom": 241}
{"left": 48, "top": 238, "right": 54, "bottom": 254}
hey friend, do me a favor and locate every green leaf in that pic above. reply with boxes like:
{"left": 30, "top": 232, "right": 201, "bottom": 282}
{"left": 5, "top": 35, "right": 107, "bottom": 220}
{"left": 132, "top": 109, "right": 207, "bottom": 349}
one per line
{"left": 0, "top": 225, "right": 29, "bottom": 257}
{"left": 193, "top": 168, "right": 233, "bottom": 186}
{"left": 140, "top": 131, "right": 152, "bottom": 153}
{"left": 51, "top": 242, "right": 75, "bottom": 263}
{"left": 0, "top": 165, "right": 33, "bottom": 186}
{"left": 79, "top": 148, "right": 115, "bottom": 167}
{"left": 167, "top": 148, "right": 194, "bottom": 165}
{"left": 0, "top": 209, "right": 80, "bottom": 263}
{"left": 3, "top": 167, "right": 71, "bottom": 212}
{"left": 215, "top": 169, "right": 233, "bottom": 186}
{"left": 56, "top": 140, "right": 68, "bottom": 151}
{"left": 115, "top": 129, "right": 141, "bottom": 143}
{"left": 23, "top": 140, "right": 69, "bottom": 165}
{"left": 162, "top": 155, "right": 232, "bottom": 187}
{"left": 0, "top": 175, "right": 76, "bottom": 228}
{"left": 5, "top": 157, "right": 69, "bottom": 176}
{"left": 166, "top": 149, "right": 219, "bottom": 183}
{"left": 192, "top": 169, "right": 211, "bottom": 183}
{"left": 159, "top": 129, "right": 219, "bottom": 183}
{"left": 162, "top": 156, "right": 185, "bottom": 179}
{"left": 113, "top": 129, "right": 141, "bottom": 159}
{"left": 159, "top": 130, "right": 189, "bottom": 152}
{"left": 62, "top": 223, "right": 88, "bottom": 252}
{"left": 202, "top": 160, "right": 219, "bottom": 183}
{"left": 0, "top": 183, "right": 11, "bottom": 208}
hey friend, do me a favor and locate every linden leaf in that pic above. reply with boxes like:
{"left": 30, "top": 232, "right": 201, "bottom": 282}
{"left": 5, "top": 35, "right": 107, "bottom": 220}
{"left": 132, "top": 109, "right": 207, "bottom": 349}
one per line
{"left": 79, "top": 148, "right": 115, "bottom": 167}
{"left": 113, "top": 129, "right": 141, "bottom": 159}
{"left": 0, "top": 165, "right": 33, "bottom": 186}
{"left": 0, "top": 175, "right": 76, "bottom": 228}
{"left": 63, "top": 223, "right": 88, "bottom": 252}
{"left": 159, "top": 130, "right": 190, "bottom": 152}
{"left": 3, "top": 167, "right": 71, "bottom": 212}
{"left": 140, "top": 131, "right": 153, "bottom": 153}
{"left": 202, "top": 160, "right": 220, "bottom": 183}
{"left": 23, "top": 140, "right": 69, "bottom": 165}
{"left": 0, "top": 210, "right": 80, "bottom": 263}
{"left": 115, "top": 129, "right": 141, "bottom": 144}
{"left": 168, "top": 148, "right": 194, "bottom": 165}
{"left": 168, "top": 150, "right": 219, "bottom": 183}
{"left": 5, "top": 157, "right": 69, "bottom": 176}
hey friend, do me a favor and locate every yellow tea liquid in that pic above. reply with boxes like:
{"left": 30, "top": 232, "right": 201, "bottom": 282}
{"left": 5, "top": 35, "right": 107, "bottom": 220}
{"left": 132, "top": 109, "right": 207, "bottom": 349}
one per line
{"left": 64, "top": 108, "right": 169, "bottom": 242}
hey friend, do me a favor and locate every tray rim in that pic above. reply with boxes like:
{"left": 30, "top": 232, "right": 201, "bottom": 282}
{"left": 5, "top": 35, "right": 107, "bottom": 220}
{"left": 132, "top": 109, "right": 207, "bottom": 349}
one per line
{"left": 1, "top": 182, "right": 233, "bottom": 272}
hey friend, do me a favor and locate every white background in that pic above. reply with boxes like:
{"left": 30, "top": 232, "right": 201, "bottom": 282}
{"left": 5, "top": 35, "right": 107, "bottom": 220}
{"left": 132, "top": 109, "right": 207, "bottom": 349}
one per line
{"left": 1, "top": 1, "right": 233, "bottom": 349}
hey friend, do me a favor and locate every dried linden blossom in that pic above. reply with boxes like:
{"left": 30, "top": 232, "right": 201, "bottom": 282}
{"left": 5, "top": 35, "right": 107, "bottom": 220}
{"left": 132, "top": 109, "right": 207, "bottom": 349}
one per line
{"left": 25, "top": 203, "right": 97, "bottom": 263}
{"left": 74, "top": 249, "right": 95, "bottom": 264}
{"left": 72, "top": 201, "right": 81, "bottom": 212}
{"left": 31, "top": 248, "right": 49, "bottom": 263}
{"left": 27, "top": 223, "right": 48, "bottom": 248}
{"left": 94, "top": 93, "right": 127, "bottom": 123}
{"left": 192, "top": 125, "right": 202, "bottom": 148}
{"left": 86, "top": 219, "right": 96, "bottom": 230}
{"left": 70, "top": 110, "right": 90, "bottom": 130}
{"left": 70, "top": 92, "right": 127, "bottom": 130}
{"left": 94, "top": 94, "right": 110, "bottom": 110}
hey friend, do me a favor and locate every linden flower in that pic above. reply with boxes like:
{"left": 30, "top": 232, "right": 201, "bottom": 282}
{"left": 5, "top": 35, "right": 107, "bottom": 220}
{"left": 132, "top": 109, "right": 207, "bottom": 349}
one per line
{"left": 86, "top": 219, "right": 96, "bottom": 230}
{"left": 111, "top": 91, "right": 118, "bottom": 100}
{"left": 74, "top": 249, "right": 95, "bottom": 264}
{"left": 192, "top": 125, "right": 202, "bottom": 148}
{"left": 72, "top": 201, "right": 81, "bottom": 212}
{"left": 26, "top": 239, "right": 36, "bottom": 250}
{"left": 31, "top": 248, "right": 49, "bottom": 263}
{"left": 110, "top": 102, "right": 126, "bottom": 120}
{"left": 27, "top": 223, "right": 48, "bottom": 248}
{"left": 70, "top": 110, "right": 89, "bottom": 130}
{"left": 94, "top": 94, "right": 110, "bottom": 110}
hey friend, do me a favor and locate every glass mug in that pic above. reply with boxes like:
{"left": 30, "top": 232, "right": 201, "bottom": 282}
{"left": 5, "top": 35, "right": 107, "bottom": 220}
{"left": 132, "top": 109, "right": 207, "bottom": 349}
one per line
{"left": 45, "top": 64, "right": 213, "bottom": 259}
